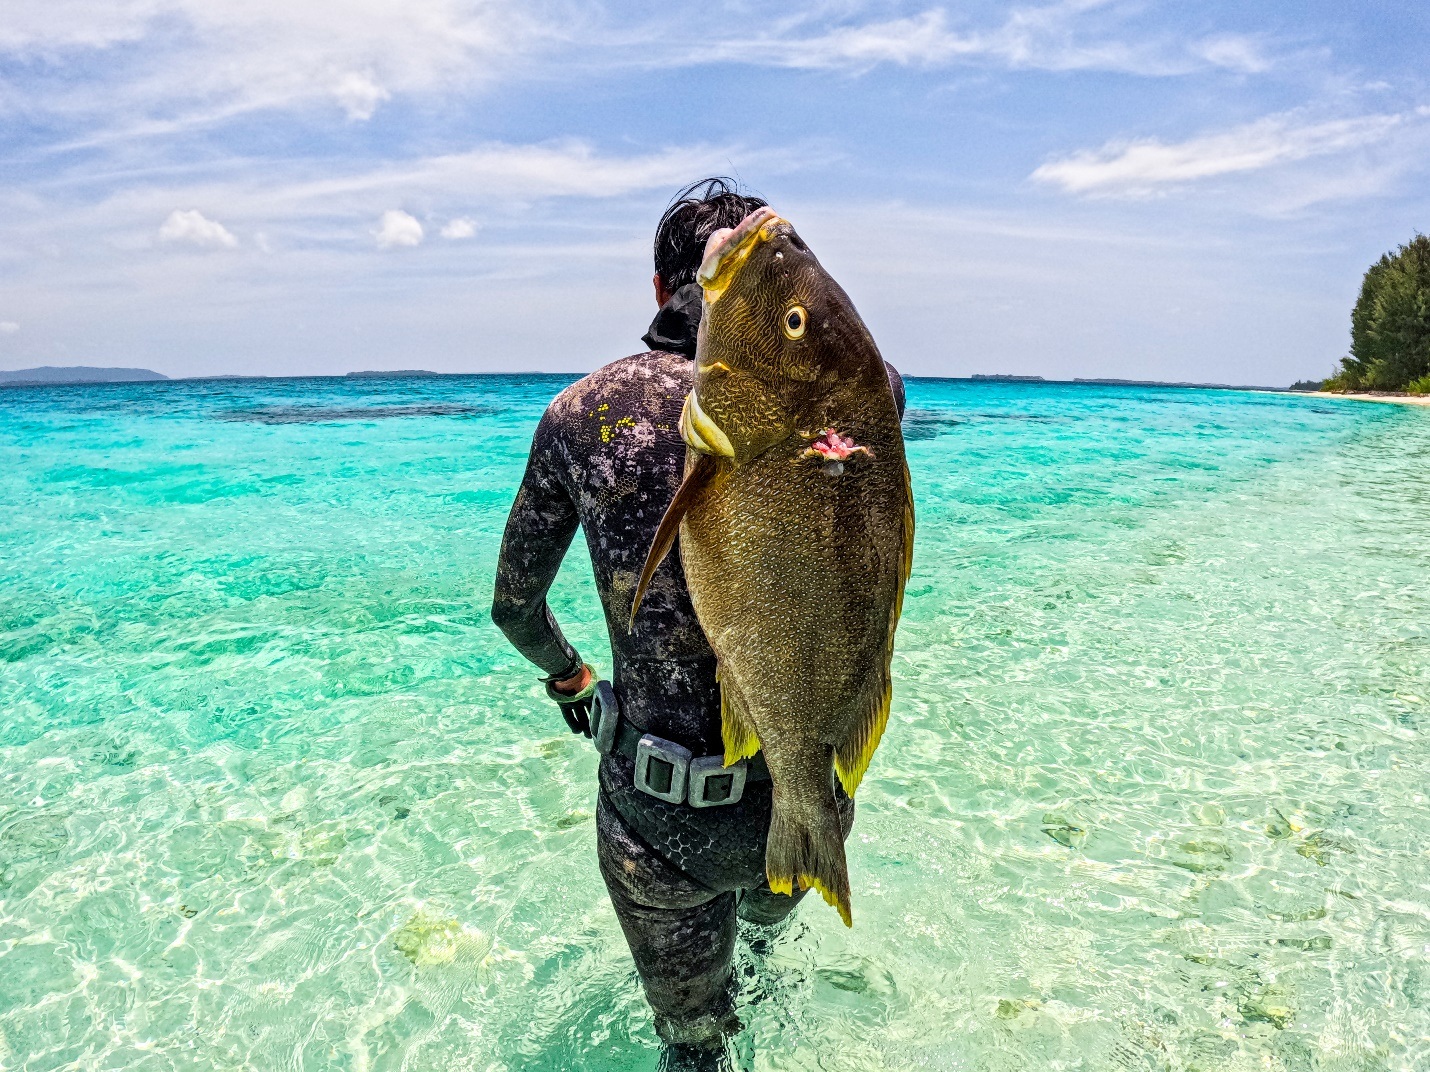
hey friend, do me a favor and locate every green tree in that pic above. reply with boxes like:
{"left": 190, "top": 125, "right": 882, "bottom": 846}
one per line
{"left": 1326, "top": 234, "right": 1430, "bottom": 393}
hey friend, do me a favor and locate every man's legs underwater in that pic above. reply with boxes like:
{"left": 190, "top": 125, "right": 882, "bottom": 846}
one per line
{"left": 597, "top": 793, "right": 767, "bottom": 1049}
{"left": 596, "top": 790, "right": 855, "bottom": 1065}
{"left": 735, "top": 882, "right": 807, "bottom": 927}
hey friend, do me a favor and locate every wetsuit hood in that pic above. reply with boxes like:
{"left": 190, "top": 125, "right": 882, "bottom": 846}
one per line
{"left": 641, "top": 282, "right": 702, "bottom": 357}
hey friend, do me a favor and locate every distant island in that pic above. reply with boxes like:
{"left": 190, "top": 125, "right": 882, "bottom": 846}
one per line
{"left": 963, "top": 375, "right": 1286, "bottom": 391}
{"left": 346, "top": 370, "right": 440, "bottom": 379}
{"left": 1071, "top": 377, "right": 1284, "bottom": 391}
{"left": 0, "top": 366, "right": 168, "bottom": 387}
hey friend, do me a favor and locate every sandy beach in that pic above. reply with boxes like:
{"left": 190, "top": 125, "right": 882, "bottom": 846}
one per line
{"left": 1316, "top": 391, "right": 1430, "bottom": 407}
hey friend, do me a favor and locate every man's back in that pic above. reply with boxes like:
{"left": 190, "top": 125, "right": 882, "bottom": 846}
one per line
{"left": 492, "top": 348, "right": 724, "bottom": 752}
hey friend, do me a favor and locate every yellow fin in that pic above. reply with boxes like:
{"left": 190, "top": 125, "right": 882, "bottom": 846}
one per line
{"left": 801, "top": 874, "right": 853, "bottom": 928}
{"left": 834, "top": 686, "right": 891, "bottom": 798}
{"left": 766, "top": 872, "right": 852, "bottom": 927}
{"left": 720, "top": 681, "right": 760, "bottom": 766}
{"left": 765, "top": 788, "right": 853, "bottom": 926}
{"left": 833, "top": 461, "right": 913, "bottom": 798}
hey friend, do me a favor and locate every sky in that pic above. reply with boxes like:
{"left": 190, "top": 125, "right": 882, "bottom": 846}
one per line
{"left": 1, "top": 1, "right": 1428, "bottom": 384}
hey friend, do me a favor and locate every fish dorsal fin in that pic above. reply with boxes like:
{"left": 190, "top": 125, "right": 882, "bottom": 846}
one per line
{"left": 628, "top": 452, "right": 720, "bottom": 629}
{"left": 834, "top": 459, "right": 915, "bottom": 796}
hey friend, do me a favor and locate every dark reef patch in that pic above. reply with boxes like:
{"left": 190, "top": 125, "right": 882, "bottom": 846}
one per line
{"left": 971, "top": 412, "right": 1064, "bottom": 423}
{"left": 215, "top": 403, "right": 497, "bottom": 424}
{"left": 902, "top": 408, "right": 964, "bottom": 440}
{"left": 902, "top": 408, "right": 1069, "bottom": 440}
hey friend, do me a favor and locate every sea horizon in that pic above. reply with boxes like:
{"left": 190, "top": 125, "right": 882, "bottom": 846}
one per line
{"left": 0, "top": 366, "right": 1306, "bottom": 393}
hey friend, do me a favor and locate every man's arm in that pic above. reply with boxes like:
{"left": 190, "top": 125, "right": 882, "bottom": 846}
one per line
{"left": 491, "top": 409, "right": 585, "bottom": 681}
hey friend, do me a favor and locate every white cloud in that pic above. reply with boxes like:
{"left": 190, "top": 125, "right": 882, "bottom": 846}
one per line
{"left": 0, "top": 321, "right": 18, "bottom": 334}
{"left": 408, "top": 140, "right": 756, "bottom": 199}
{"left": 1, "top": 0, "right": 1280, "bottom": 143}
{"left": 696, "top": 4, "right": 1272, "bottom": 78}
{"left": 333, "top": 72, "right": 391, "bottom": 121}
{"left": 158, "top": 208, "right": 239, "bottom": 247}
{"left": 6, "top": 139, "right": 789, "bottom": 266}
{"left": 773, "top": 10, "right": 975, "bottom": 68}
{"left": 0, "top": 0, "right": 566, "bottom": 131}
{"left": 1191, "top": 34, "right": 1271, "bottom": 74}
{"left": 1032, "top": 111, "right": 1408, "bottom": 196}
{"left": 440, "top": 217, "right": 477, "bottom": 239}
{"left": 0, "top": 1, "right": 155, "bottom": 51}
{"left": 257, "top": 139, "right": 790, "bottom": 213}
{"left": 375, "top": 209, "right": 423, "bottom": 248}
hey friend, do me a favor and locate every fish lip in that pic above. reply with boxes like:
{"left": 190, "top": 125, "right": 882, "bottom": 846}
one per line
{"left": 696, "top": 206, "right": 782, "bottom": 301}
{"left": 680, "top": 391, "right": 735, "bottom": 458}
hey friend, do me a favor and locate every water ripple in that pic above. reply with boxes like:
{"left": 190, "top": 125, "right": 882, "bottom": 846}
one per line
{"left": 1, "top": 376, "right": 1428, "bottom": 1069}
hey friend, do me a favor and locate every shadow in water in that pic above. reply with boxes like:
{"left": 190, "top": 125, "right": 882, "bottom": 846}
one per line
{"left": 213, "top": 403, "right": 499, "bottom": 424}
{"left": 902, "top": 408, "right": 964, "bottom": 441}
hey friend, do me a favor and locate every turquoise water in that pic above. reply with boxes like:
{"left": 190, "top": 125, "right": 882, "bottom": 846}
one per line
{"left": 2, "top": 376, "right": 1428, "bottom": 1071}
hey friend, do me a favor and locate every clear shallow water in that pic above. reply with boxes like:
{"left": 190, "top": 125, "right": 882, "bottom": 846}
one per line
{"left": 1, "top": 375, "right": 1428, "bottom": 1072}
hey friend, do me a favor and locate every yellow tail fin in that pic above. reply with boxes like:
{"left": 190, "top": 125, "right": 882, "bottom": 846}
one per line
{"left": 765, "top": 795, "right": 852, "bottom": 927}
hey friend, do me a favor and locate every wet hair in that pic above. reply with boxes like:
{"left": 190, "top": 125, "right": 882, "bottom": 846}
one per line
{"left": 653, "top": 177, "right": 769, "bottom": 292}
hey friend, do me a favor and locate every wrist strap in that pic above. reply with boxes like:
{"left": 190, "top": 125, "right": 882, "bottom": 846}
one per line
{"left": 546, "top": 664, "right": 597, "bottom": 703}
{"left": 539, "top": 653, "right": 585, "bottom": 685}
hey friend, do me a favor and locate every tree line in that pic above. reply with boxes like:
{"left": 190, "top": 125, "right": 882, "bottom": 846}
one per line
{"left": 1324, "top": 234, "right": 1430, "bottom": 394}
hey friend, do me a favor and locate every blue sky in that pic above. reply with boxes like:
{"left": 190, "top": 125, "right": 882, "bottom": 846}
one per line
{"left": 1, "top": 1, "right": 1427, "bottom": 384}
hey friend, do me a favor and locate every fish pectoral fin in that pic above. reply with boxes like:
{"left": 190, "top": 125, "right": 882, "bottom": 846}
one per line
{"left": 629, "top": 453, "right": 719, "bottom": 630}
{"left": 720, "top": 683, "right": 760, "bottom": 765}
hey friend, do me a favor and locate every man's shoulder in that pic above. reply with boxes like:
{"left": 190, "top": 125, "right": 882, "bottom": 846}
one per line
{"left": 544, "top": 351, "right": 692, "bottom": 428}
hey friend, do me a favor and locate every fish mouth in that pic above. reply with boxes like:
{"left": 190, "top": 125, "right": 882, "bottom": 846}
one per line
{"left": 680, "top": 391, "right": 735, "bottom": 458}
{"left": 696, "top": 206, "right": 782, "bottom": 304}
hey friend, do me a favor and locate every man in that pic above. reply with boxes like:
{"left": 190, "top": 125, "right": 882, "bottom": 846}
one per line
{"left": 491, "top": 178, "right": 904, "bottom": 1066}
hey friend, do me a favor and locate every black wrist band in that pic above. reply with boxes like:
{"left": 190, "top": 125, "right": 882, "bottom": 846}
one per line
{"left": 539, "top": 653, "right": 584, "bottom": 685}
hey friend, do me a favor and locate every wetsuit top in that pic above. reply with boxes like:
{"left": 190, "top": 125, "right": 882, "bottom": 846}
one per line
{"left": 491, "top": 283, "right": 906, "bottom": 758}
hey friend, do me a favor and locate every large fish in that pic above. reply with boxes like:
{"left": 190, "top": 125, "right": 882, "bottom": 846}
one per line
{"left": 632, "top": 207, "right": 914, "bottom": 926}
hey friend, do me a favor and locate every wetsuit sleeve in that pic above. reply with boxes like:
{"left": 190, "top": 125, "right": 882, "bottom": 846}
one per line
{"left": 491, "top": 407, "right": 584, "bottom": 679}
{"left": 884, "top": 361, "right": 906, "bottom": 420}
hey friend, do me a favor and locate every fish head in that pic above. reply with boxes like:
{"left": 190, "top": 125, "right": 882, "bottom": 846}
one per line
{"left": 681, "top": 207, "right": 876, "bottom": 466}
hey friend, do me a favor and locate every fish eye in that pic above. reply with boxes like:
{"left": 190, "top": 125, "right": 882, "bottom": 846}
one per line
{"left": 782, "top": 305, "right": 807, "bottom": 340}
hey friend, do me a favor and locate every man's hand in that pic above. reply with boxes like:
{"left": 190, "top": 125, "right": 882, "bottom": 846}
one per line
{"left": 546, "top": 663, "right": 598, "bottom": 738}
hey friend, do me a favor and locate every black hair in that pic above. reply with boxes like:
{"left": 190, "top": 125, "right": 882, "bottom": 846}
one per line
{"left": 653, "top": 177, "right": 769, "bottom": 292}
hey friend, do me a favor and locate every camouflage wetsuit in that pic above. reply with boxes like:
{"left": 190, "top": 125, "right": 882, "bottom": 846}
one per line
{"left": 492, "top": 285, "right": 904, "bottom": 1045}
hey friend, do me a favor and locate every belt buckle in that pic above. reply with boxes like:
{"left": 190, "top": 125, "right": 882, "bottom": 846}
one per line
{"left": 634, "top": 735, "right": 692, "bottom": 804}
{"left": 589, "top": 681, "right": 619, "bottom": 756}
{"left": 689, "top": 755, "right": 746, "bottom": 808}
